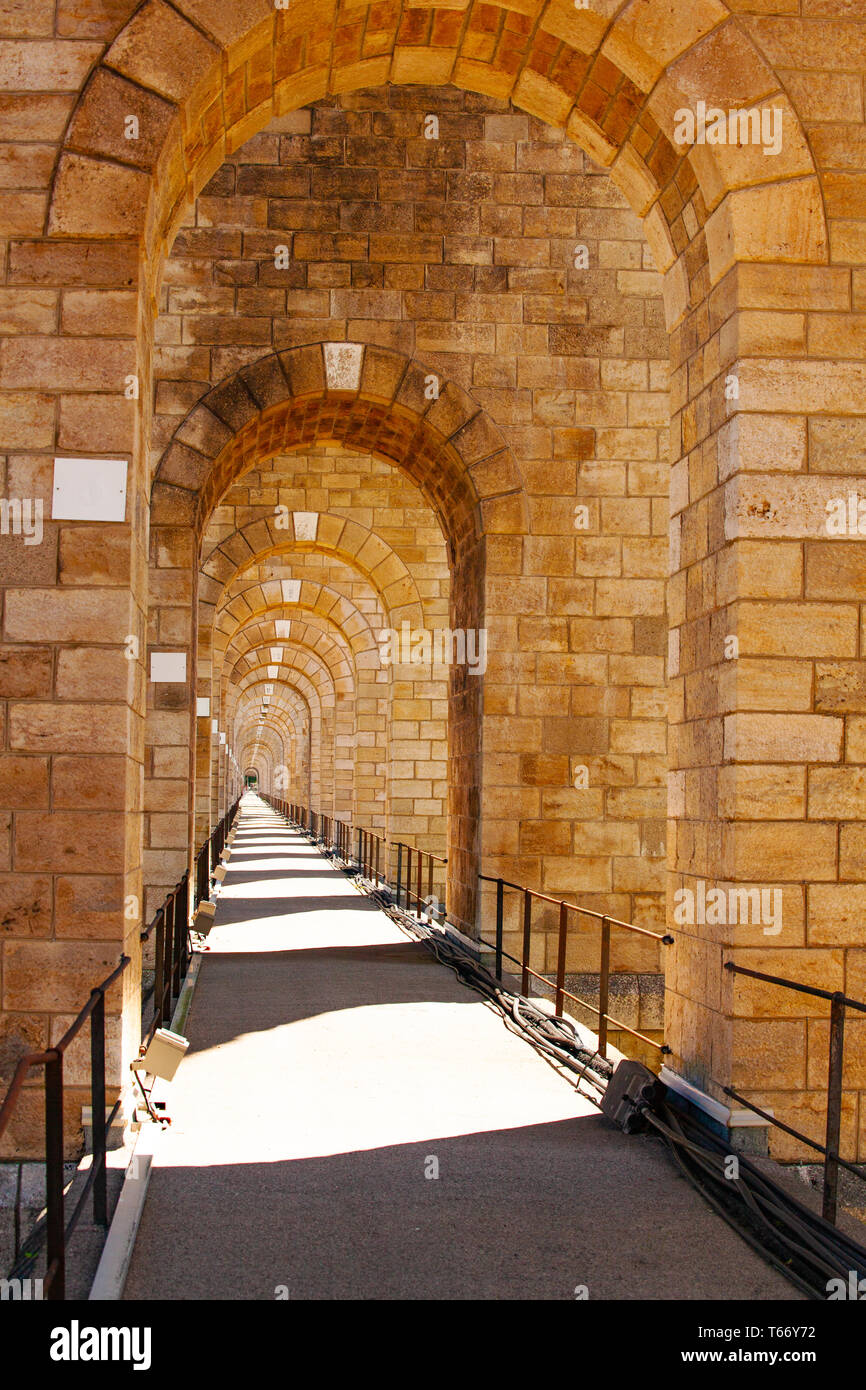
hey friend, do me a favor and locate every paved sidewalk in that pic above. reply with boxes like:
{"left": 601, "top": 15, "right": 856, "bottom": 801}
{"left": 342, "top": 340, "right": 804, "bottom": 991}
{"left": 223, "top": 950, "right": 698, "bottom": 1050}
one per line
{"left": 122, "top": 794, "right": 796, "bottom": 1301}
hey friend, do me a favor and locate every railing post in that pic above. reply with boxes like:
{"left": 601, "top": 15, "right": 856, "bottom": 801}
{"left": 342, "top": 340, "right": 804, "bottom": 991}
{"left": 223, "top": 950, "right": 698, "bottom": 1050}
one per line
{"left": 163, "top": 891, "right": 174, "bottom": 1020}
{"left": 555, "top": 900, "right": 568, "bottom": 1017}
{"left": 521, "top": 889, "right": 532, "bottom": 996}
{"left": 180, "top": 872, "right": 190, "bottom": 981}
{"left": 823, "top": 993, "right": 846, "bottom": 1224}
{"left": 90, "top": 990, "right": 108, "bottom": 1227}
{"left": 172, "top": 878, "right": 184, "bottom": 1002}
{"left": 44, "top": 1049, "right": 65, "bottom": 1300}
{"left": 396, "top": 843, "right": 402, "bottom": 911}
{"left": 416, "top": 847, "right": 422, "bottom": 919}
{"left": 427, "top": 853, "right": 433, "bottom": 921}
{"left": 495, "top": 878, "right": 504, "bottom": 981}
{"left": 598, "top": 916, "right": 611, "bottom": 1060}
{"left": 154, "top": 907, "right": 165, "bottom": 1031}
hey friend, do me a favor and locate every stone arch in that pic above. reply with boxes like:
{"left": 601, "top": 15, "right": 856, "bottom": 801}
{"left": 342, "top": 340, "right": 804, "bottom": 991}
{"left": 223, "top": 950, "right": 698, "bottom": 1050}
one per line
{"left": 193, "top": 518, "right": 400, "bottom": 820}
{"left": 216, "top": 590, "right": 377, "bottom": 822}
{"left": 235, "top": 674, "right": 316, "bottom": 803}
{"left": 236, "top": 683, "right": 311, "bottom": 800}
{"left": 153, "top": 342, "right": 526, "bottom": 556}
{"left": 7, "top": 0, "right": 857, "bottom": 1157}
{"left": 155, "top": 345, "right": 509, "bottom": 883}
{"left": 49, "top": 0, "right": 826, "bottom": 316}
{"left": 229, "top": 650, "right": 331, "bottom": 810}
{"left": 226, "top": 639, "right": 346, "bottom": 810}
{"left": 228, "top": 640, "right": 355, "bottom": 698}
{"left": 214, "top": 579, "right": 381, "bottom": 674}
{"left": 200, "top": 513, "right": 427, "bottom": 634}
{"left": 237, "top": 722, "right": 281, "bottom": 796}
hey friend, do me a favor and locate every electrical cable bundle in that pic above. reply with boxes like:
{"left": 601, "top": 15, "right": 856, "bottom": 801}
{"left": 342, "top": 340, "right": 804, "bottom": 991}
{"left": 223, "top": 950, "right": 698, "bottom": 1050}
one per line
{"left": 364, "top": 881, "right": 613, "bottom": 1100}
{"left": 362, "top": 875, "right": 866, "bottom": 1303}
{"left": 302, "top": 820, "right": 866, "bottom": 1304}
{"left": 644, "top": 1101, "right": 866, "bottom": 1301}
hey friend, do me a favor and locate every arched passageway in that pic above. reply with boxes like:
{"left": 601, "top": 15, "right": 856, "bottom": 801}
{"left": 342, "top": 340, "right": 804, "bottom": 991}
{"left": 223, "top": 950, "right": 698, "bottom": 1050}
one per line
{"left": 1, "top": 2, "right": 864, "bottom": 1178}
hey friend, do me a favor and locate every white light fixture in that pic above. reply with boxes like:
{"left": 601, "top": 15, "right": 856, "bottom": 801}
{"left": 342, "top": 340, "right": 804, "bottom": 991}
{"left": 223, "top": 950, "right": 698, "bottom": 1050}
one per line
{"left": 270, "top": 647, "right": 283, "bottom": 661}
{"left": 196, "top": 697, "right": 210, "bottom": 717}
{"left": 52, "top": 457, "right": 128, "bottom": 522}
{"left": 132, "top": 1027, "right": 189, "bottom": 1083}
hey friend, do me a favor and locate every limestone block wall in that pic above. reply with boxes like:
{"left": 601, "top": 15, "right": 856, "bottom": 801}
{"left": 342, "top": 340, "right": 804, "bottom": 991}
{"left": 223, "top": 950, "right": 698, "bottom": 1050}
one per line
{"left": 0, "top": 1, "right": 865, "bottom": 1163}
{"left": 200, "top": 446, "right": 450, "bottom": 851}
{"left": 149, "top": 88, "right": 670, "bottom": 964}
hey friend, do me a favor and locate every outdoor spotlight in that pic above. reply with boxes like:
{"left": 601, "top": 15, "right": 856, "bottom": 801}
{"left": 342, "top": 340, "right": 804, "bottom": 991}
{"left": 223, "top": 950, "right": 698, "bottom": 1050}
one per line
{"left": 130, "top": 1027, "right": 189, "bottom": 1126}
{"left": 132, "top": 1027, "right": 189, "bottom": 1083}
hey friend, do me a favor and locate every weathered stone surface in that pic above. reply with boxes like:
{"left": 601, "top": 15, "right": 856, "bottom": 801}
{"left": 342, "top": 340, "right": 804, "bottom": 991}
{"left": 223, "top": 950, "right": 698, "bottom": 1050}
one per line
{"left": 0, "top": 18, "right": 864, "bottom": 1159}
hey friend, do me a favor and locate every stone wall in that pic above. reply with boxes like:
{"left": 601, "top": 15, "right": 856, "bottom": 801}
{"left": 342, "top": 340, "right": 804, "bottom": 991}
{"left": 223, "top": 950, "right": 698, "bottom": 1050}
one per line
{"left": 0, "top": 2, "right": 865, "bottom": 1162}
{"left": 149, "top": 88, "right": 670, "bottom": 961}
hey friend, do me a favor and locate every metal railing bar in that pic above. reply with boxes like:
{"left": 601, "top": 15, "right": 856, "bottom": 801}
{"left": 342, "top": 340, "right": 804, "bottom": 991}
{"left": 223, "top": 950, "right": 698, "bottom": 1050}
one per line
{"left": 725, "top": 961, "right": 866, "bottom": 1013}
{"left": 52, "top": 960, "right": 129, "bottom": 1055}
{"left": 473, "top": 932, "right": 667, "bottom": 1052}
{"left": 723, "top": 1087, "right": 866, "bottom": 1184}
{"left": 478, "top": 873, "right": 672, "bottom": 940}
{"left": 0, "top": 797, "right": 242, "bottom": 1297}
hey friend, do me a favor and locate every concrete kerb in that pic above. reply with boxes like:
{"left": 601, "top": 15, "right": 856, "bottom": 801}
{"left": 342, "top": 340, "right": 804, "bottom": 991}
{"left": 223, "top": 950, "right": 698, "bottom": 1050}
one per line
{"left": 88, "top": 951, "right": 205, "bottom": 1300}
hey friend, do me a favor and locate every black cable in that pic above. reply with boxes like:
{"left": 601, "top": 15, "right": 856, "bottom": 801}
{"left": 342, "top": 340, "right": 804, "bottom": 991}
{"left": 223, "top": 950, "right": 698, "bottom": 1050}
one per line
{"left": 361, "top": 877, "right": 613, "bottom": 1099}
{"left": 308, "top": 828, "right": 866, "bottom": 1301}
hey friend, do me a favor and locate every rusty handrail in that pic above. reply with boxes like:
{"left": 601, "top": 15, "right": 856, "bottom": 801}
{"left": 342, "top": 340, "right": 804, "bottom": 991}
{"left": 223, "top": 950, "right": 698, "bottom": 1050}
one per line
{"left": 0, "top": 955, "right": 130, "bottom": 1300}
{"left": 0, "top": 799, "right": 242, "bottom": 1299}
{"left": 477, "top": 873, "right": 672, "bottom": 1057}
{"left": 724, "top": 960, "right": 866, "bottom": 1225}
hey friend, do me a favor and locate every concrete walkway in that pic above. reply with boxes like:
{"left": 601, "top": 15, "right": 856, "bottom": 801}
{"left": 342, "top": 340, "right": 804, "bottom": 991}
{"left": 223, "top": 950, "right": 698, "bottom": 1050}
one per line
{"left": 122, "top": 793, "right": 795, "bottom": 1301}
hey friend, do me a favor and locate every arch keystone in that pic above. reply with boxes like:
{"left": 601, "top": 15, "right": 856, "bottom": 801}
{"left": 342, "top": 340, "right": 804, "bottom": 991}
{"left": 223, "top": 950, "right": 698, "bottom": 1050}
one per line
{"left": 324, "top": 342, "right": 364, "bottom": 392}
{"left": 540, "top": 2, "right": 608, "bottom": 54}
{"left": 391, "top": 48, "right": 457, "bottom": 87}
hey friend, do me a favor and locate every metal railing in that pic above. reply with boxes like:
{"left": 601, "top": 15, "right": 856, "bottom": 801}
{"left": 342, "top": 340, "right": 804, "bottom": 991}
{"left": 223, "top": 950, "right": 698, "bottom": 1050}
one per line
{"left": 478, "top": 874, "right": 672, "bottom": 1060}
{"left": 0, "top": 956, "right": 129, "bottom": 1300}
{"left": 269, "top": 798, "right": 668, "bottom": 1058}
{"left": 0, "top": 799, "right": 240, "bottom": 1299}
{"left": 724, "top": 961, "right": 866, "bottom": 1225}
{"left": 395, "top": 840, "right": 447, "bottom": 923}
{"left": 271, "top": 799, "right": 442, "bottom": 908}
{"left": 259, "top": 798, "right": 866, "bottom": 1221}
{"left": 140, "top": 873, "right": 189, "bottom": 1044}
{"left": 141, "top": 797, "right": 239, "bottom": 1043}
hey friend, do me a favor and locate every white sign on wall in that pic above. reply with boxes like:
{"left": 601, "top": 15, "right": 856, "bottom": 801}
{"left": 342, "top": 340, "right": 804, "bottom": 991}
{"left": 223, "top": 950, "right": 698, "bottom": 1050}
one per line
{"left": 150, "top": 652, "right": 187, "bottom": 683}
{"left": 52, "top": 458, "right": 128, "bottom": 522}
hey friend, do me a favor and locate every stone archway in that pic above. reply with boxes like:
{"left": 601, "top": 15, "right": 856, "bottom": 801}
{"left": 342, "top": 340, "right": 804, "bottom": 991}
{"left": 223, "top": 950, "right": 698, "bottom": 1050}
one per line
{"left": 148, "top": 342, "right": 525, "bottom": 931}
{"left": 7, "top": 0, "right": 866, "bottom": 1162}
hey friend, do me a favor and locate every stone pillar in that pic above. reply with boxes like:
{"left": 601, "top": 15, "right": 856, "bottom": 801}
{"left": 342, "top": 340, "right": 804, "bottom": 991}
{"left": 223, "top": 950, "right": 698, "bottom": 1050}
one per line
{"left": 0, "top": 246, "right": 146, "bottom": 1154}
